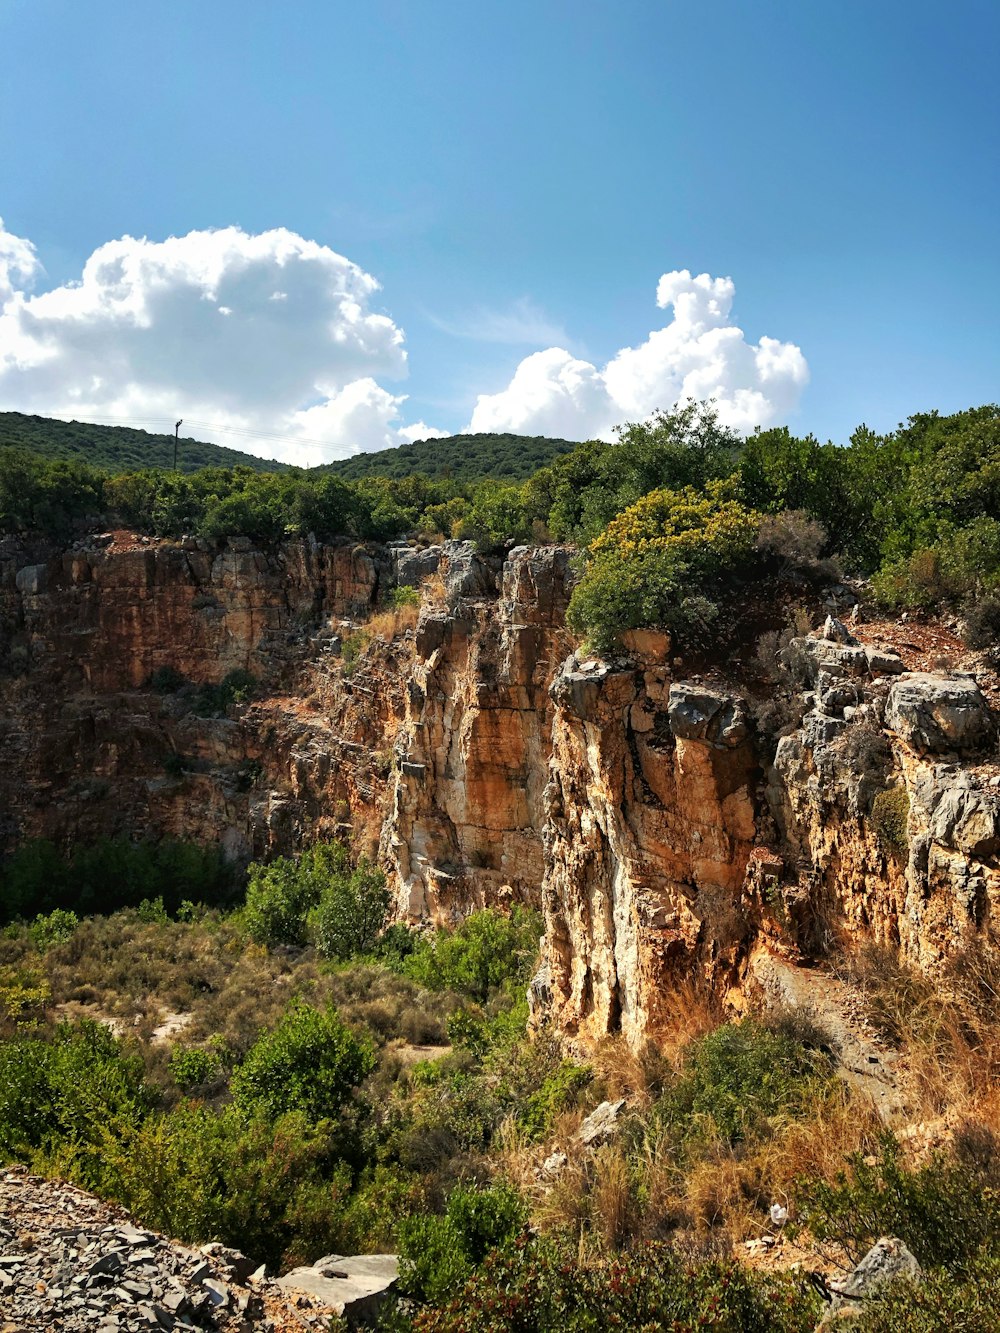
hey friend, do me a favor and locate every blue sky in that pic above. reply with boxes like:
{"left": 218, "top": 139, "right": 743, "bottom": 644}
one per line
{"left": 0, "top": 0, "right": 997, "bottom": 462}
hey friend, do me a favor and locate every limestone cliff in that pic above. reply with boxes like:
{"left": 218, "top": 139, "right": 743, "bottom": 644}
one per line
{"left": 2, "top": 533, "right": 998, "bottom": 1053}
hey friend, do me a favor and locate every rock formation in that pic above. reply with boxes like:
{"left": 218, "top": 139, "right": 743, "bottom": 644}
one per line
{"left": 2, "top": 534, "right": 999, "bottom": 1053}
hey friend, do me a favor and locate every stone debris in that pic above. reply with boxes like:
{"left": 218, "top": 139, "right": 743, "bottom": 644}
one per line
{"left": 0, "top": 1167, "right": 345, "bottom": 1332}
{"left": 577, "top": 1099, "right": 626, "bottom": 1148}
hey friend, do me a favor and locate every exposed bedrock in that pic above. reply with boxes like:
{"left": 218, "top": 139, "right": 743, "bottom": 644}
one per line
{"left": 2, "top": 533, "right": 999, "bottom": 1051}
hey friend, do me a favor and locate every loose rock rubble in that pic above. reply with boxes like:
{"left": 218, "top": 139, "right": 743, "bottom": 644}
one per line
{"left": 0, "top": 1167, "right": 342, "bottom": 1332}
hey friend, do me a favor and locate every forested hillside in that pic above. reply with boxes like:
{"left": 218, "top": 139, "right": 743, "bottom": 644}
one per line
{"left": 0, "top": 411, "right": 288, "bottom": 474}
{"left": 322, "top": 432, "right": 579, "bottom": 481}
{"left": 0, "top": 412, "right": 578, "bottom": 483}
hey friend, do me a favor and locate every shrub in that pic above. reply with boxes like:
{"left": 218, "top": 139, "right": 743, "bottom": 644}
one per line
{"left": 311, "top": 860, "right": 390, "bottom": 962}
{"left": 168, "top": 1045, "right": 222, "bottom": 1092}
{"left": 149, "top": 665, "right": 186, "bottom": 692}
{"left": 870, "top": 786, "right": 909, "bottom": 854}
{"left": 397, "top": 1183, "right": 528, "bottom": 1304}
{"left": 756, "top": 509, "right": 831, "bottom": 571}
{"left": 799, "top": 1133, "right": 1000, "bottom": 1270}
{"left": 0, "top": 1021, "right": 151, "bottom": 1181}
{"left": 402, "top": 1236, "right": 821, "bottom": 1332}
{"left": 391, "top": 584, "right": 421, "bottom": 609}
{"left": 567, "top": 482, "right": 762, "bottom": 652}
{"left": 27, "top": 908, "right": 79, "bottom": 951}
{"left": 242, "top": 841, "right": 351, "bottom": 948}
{"left": 962, "top": 590, "right": 1000, "bottom": 648}
{"left": 102, "top": 1102, "right": 355, "bottom": 1270}
{"left": 230, "top": 1000, "right": 375, "bottom": 1123}
{"left": 401, "top": 908, "right": 541, "bottom": 1003}
{"left": 658, "top": 1020, "right": 833, "bottom": 1146}
{"left": 341, "top": 630, "right": 369, "bottom": 676}
{"left": 193, "top": 668, "right": 258, "bottom": 716}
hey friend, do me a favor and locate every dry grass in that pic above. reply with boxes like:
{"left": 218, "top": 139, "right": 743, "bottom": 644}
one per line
{"left": 365, "top": 601, "right": 419, "bottom": 641}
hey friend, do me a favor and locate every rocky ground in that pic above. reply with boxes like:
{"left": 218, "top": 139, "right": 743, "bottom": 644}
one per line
{"left": 0, "top": 1167, "right": 374, "bottom": 1333}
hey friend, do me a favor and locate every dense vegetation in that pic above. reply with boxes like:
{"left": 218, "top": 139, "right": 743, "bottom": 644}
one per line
{"left": 0, "top": 411, "right": 288, "bottom": 474}
{"left": 2, "top": 833, "right": 999, "bottom": 1327}
{"left": 4, "top": 401, "right": 998, "bottom": 657}
{"left": 323, "top": 432, "right": 579, "bottom": 482}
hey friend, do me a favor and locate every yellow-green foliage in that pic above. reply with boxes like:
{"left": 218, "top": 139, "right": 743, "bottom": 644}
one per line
{"left": 568, "top": 481, "right": 762, "bottom": 651}
{"left": 871, "top": 786, "right": 910, "bottom": 854}
{"left": 591, "top": 480, "right": 761, "bottom": 563}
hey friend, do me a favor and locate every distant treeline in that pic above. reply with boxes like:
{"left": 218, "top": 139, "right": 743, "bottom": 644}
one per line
{"left": 0, "top": 412, "right": 288, "bottom": 475}
{"left": 321, "top": 432, "right": 579, "bottom": 482}
{"left": 2, "top": 402, "right": 998, "bottom": 648}
{"left": 0, "top": 412, "right": 578, "bottom": 483}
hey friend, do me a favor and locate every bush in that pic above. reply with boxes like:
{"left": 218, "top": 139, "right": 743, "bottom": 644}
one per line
{"left": 27, "top": 908, "right": 79, "bottom": 951}
{"left": 397, "top": 1183, "right": 528, "bottom": 1304}
{"left": 401, "top": 908, "right": 541, "bottom": 1003}
{"left": 401, "top": 1236, "right": 821, "bottom": 1332}
{"left": 242, "top": 841, "right": 351, "bottom": 948}
{"left": 799, "top": 1133, "right": 1000, "bottom": 1271}
{"left": 870, "top": 786, "right": 909, "bottom": 855}
{"left": 391, "top": 584, "right": 421, "bottom": 609}
{"left": 102, "top": 1102, "right": 355, "bottom": 1271}
{"left": 0, "top": 1021, "right": 151, "bottom": 1181}
{"left": 149, "top": 665, "right": 186, "bottom": 692}
{"left": 658, "top": 1020, "right": 832, "bottom": 1146}
{"left": 962, "top": 590, "right": 1000, "bottom": 649}
{"left": 193, "top": 668, "right": 258, "bottom": 716}
{"left": 230, "top": 1000, "right": 375, "bottom": 1123}
{"left": 168, "top": 1045, "right": 222, "bottom": 1092}
{"left": 311, "top": 860, "right": 390, "bottom": 962}
{"left": 567, "top": 482, "right": 762, "bottom": 652}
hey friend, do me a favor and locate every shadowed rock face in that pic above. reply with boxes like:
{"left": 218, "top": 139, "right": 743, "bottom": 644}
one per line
{"left": 2, "top": 533, "right": 999, "bottom": 1051}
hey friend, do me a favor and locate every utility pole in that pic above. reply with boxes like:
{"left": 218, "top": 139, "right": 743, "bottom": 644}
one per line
{"left": 173, "top": 420, "right": 183, "bottom": 471}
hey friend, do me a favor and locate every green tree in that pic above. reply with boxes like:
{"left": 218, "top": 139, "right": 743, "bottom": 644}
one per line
{"left": 230, "top": 1001, "right": 374, "bottom": 1123}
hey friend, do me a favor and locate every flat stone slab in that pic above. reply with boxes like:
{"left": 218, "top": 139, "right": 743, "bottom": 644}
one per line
{"left": 276, "top": 1253, "right": 398, "bottom": 1324}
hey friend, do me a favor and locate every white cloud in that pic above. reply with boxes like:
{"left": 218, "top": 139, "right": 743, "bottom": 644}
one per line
{"left": 0, "top": 217, "right": 41, "bottom": 303}
{"left": 467, "top": 269, "right": 808, "bottom": 439}
{"left": 0, "top": 220, "right": 438, "bottom": 464}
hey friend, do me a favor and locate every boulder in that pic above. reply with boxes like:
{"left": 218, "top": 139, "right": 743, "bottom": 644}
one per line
{"left": 277, "top": 1254, "right": 398, "bottom": 1327}
{"left": 788, "top": 636, "right": 870, "bottom": 683}
{"left": 393, "top": 545, "right": 442, "bottom": 588}
{"left": 825, "top": 1236, "right": 921, "bottom": 1320}
{"left": 443, "top": 540, "right": 496, "bottom": 602}
{"left": 885, "top": 673, "right": 993, "bottom": 754}
{"left": 577, "top": 1099, "right": 626, "bottom": 1147}
{"left": 668, "top": 683, "right": 749, "bottom": 749}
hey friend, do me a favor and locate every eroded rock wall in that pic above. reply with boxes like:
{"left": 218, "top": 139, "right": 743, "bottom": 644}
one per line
{"left": 3, "top": 530, "right": 999, "bottom": 1054}
{"left": 385, "top": 545, "right": 575, "bottom": 920}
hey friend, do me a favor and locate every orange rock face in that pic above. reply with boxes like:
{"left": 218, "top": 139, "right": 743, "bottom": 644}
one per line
{"left": 3, "top": 532, "right": 999, "bottom": 1055}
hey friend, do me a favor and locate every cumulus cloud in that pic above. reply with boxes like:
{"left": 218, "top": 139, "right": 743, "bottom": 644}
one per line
{"left": 467, "top": 269, "right": 808, "bottom": 439}
{"left": 0, "top": 219, "right": 438, "bottom": 464}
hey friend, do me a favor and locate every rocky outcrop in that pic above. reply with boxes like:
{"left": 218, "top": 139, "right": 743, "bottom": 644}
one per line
{"left": 2, "top": 535, "right": 380, "bottom": 691}
{"left": 385, "top": 544, "right": 574, "bottom": 919}
{"left": 0, "top": 535, "right": 394, "bottom": 862}
{"left": 3, "top": 529, "right": 999, "bottom": 1056}
{"left": 538, "top": 664, "right": 758, "bottom": 1047}
{"left": 885, "top": 672, "right": 993, "bottom": 754}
